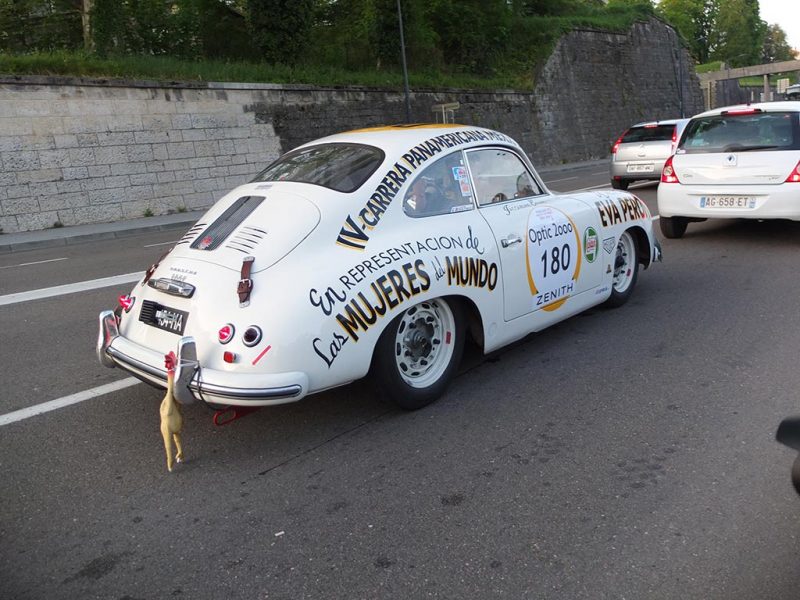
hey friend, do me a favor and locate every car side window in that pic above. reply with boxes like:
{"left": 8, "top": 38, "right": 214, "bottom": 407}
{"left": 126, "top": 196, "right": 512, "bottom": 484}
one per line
{"left": 466, "top": 148, "right": 541, "bottom": 206}
{"left": 403, "top": 151, "right": 475, "bottom": 218}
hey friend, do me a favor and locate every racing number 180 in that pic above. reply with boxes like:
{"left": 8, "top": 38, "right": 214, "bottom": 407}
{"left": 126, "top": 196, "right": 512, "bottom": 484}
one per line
{"left": 541, "top": 244, "right": 570, "bottom": 277}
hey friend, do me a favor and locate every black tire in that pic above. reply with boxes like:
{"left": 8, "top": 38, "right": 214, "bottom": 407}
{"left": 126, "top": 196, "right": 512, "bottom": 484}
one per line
{"left": 604, "top": 230, "right": 639, "bottom": 308}
{"left": 611, "top": 178, "right": 630, "bottom": 190}
{"left": 659, "top": 216, "right": 688, "bottom": 239}
{"left": 372, "top": 297, "right": 465, "bottom": 410}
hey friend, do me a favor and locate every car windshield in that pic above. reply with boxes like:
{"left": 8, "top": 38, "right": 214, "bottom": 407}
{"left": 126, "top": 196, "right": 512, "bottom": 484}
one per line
{"left": 253, "top": 143, "right": 384, "bottom": 193}
{"left": 621, "top": 125, "right": 675, "bottom": 143}
{"left": 679, "top": 111, "right": 800, "bottom": 153}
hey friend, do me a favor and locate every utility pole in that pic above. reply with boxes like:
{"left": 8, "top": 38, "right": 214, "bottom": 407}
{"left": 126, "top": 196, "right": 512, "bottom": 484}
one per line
{"left": 397, "top": 0, "right": 412, "bottom": 123}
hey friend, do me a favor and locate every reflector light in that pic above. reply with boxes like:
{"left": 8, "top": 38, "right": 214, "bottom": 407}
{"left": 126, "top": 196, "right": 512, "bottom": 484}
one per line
{"left": 786, "top": 160, "right": 800, "bottom": 183}
{"left": 218, "top": 324, "right": 235, "bottom": 344}
{"left": 223, "top": 351, "right": 237, "bottom": 363}
{"left": 661, "top": 156, "right": 680, "bottom": 184}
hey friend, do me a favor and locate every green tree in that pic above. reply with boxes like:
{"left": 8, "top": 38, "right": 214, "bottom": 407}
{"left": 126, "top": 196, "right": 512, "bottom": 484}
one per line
{"left": 247, "top": 0, "right": 315, "bottom": 64}
{"left": 761, "top": 22, "right": 794, "bottom": 63}
{"left": 657, "top": 0, "right": 717, "bottom": 63}
{"left": 710, "top": 0, "right": 764, "bottom": 67}
{"left": 92, "top": 0, "right": 202, "bottom": 58}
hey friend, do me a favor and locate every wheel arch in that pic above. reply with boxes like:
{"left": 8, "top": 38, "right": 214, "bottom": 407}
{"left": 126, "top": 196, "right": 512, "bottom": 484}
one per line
{"left": 444, "top": 294, "right": 486, "bottom": 352}
{"left": 626, "top": 225, "right": 652, "bottom": 269}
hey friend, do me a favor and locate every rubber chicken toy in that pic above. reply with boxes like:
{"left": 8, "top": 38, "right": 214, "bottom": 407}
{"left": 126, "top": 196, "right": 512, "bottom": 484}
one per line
{"left": 160, "top": 351, "right": 184, "bottom": 472}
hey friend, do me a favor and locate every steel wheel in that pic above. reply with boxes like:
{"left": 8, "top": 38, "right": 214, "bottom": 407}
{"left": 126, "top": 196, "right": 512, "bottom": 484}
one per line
{"left": 604, "top": 230, "right": 639, "bottom": 308}
{"left": 612, "top": 231, "right": 636, "bottom": 294}
{"left": 373, "top": 297, "right": 465, "bottom": 410}
{"left": 393, "top": 300, "right": 456, "bottom": 389}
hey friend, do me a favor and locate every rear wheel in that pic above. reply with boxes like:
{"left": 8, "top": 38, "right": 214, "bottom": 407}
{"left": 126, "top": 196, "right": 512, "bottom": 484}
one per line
{"left": 372, "top": 298, "right": 465, "bottom": 410}
{"left": 604, "top": 230, "right": 639, "bottom": 308}
{"left": 659, "top": 216, "right": 688, "bottom": 239}
{"left": 611, "top": 178, "right": 630, "bottom": 190}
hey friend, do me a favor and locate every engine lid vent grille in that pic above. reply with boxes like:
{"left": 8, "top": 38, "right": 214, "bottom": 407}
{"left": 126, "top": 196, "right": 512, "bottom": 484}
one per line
{"left": 225, "top": 225, "right": 268, "bottom": 253}
{"left": 176, "top": 223, "right": 207, "bottom": 246}
{"left": 190, "top": 196, "right": 264, "bottom": 251}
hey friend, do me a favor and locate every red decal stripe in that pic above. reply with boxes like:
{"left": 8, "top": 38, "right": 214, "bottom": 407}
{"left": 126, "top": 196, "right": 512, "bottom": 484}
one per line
{"left": 252, "top": 345, "right": 272, "bottom": 366}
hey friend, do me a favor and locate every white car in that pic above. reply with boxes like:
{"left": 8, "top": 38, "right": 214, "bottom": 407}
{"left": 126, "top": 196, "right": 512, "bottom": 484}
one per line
{"left": 98, "top": 125, "right": 661, "bottom": 410}
{"left": 657, "top": 102, "right": 800, "bottom": 238}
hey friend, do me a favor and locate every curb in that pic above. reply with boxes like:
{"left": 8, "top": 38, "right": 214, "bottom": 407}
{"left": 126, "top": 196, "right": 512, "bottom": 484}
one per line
{"left": 0, "top": 213, "right": 201, "bottom": 254}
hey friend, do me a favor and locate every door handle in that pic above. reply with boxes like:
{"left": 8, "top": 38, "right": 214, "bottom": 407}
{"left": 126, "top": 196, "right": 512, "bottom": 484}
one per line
{"left": 501, "top": 235, "right": 522, "bottom": 248}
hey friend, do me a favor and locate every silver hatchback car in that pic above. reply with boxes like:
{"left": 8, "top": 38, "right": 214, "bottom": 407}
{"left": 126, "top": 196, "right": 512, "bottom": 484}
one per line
{"left": 610, "top": 118, "right": 689, "bottom": 189}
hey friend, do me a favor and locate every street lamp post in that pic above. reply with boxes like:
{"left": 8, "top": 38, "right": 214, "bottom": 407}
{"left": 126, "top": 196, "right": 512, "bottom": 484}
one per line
{"left": 397, "top": 0, "right": 412, "bottom": 123}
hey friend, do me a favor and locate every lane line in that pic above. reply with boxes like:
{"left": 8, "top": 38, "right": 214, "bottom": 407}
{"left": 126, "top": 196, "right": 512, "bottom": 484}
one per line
{"left": 0, "top": 257, "right": 68, "bottom": 270}
{"left": 568, "top": 183, "right": 612, "bottom": 192}
{"left": 0, "top": 378, "right": 141, "bottom": 427}
{"left": 144, "top": 241, "right": 177, "bottom": 248}
{"left": 590, "top": 171, "right": 608, "bottom": 176}
{"left": 542, "top": 175, "right": 578, "bottom": 184}
{"left": 0, "top": 272, "right": 143, "bottom": 307}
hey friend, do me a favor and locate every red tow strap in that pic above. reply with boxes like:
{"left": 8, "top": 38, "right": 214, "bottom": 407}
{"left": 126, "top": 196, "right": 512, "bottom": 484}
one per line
{"left": 212, "top": 405, "right": 261, "bottom": 426}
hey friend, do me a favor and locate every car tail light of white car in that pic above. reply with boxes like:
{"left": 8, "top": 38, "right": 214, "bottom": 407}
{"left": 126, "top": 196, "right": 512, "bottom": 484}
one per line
{"left": 661, "top": 156, "right": 680, "bottom": 183}
{"left": 786, "top": 160, "right": 800, "bottom": 183}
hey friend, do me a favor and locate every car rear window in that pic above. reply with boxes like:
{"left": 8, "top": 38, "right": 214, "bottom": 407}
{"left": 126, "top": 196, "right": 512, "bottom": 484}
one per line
{"left": 253, "top": 143, "right": 384, "bottom": 193}
{"left": 621, "top": 125, "right": 675, "bottom": 143}
{"left": 679, "top": 111, "right": 800, "bottom": 154}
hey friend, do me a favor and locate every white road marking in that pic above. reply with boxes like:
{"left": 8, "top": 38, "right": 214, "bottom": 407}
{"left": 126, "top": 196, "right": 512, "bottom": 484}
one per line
{"left": 144, "top": 241, "right": 177, "bottom": 248}
{"left": 590, "top": 171, "right": 608, "bottom": 176}
{"left": 0, "top": 257, "right": 68, "bottom": 270}
{"left": 568, "top": 183, "right": 612, "bottom": 192}
{"left": 542, "top": 175, "right": 578, "bottom": 184}
{"left": 0, "top": 272, "right": 144, "bottom": 307}
{"left": 0, "top": 377, "right": 141, "bottom": 427}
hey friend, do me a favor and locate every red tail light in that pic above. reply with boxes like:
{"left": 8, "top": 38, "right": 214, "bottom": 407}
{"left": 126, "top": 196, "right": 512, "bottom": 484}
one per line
{"left": 786, "top": 160, "right": 800, "bottom": 183}
{"left": 611, "top": 130, "right": 627, "bottom": 155}
{"left": 671, "top": 126, "right": 678, "bottom": 154}
{"left": 661, "top": 156, "right": 680, "bottom": 183}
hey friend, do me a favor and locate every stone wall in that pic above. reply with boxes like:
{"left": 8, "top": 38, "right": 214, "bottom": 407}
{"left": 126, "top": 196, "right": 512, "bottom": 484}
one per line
{"left": 0, "top": 17, "right": 703, "bottom": 233}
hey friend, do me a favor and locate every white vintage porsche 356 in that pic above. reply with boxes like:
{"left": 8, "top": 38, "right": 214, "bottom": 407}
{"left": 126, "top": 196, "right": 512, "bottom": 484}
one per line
{"left": 98, "top": 125, "right": 661, "bottom": 410}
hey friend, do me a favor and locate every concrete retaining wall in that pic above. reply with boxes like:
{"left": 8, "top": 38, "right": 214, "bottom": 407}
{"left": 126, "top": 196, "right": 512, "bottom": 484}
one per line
{"left": 0, "top": 17, "right": 703, "bottom": 233}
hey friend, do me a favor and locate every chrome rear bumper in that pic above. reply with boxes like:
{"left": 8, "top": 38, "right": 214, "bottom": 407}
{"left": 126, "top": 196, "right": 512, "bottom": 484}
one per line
{"left": 97, "top": 311, "right": 307, "bottom": 406}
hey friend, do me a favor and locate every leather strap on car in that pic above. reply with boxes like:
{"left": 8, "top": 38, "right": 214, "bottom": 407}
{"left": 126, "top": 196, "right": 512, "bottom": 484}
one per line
{"left": 142, "top": 249, "right": 171, "bottom": 285}
{"left": 238, "top": 256, "right": 255, "bottom": 307}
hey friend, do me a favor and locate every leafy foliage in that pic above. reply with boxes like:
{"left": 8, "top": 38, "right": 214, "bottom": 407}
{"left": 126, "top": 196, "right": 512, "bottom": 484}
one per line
{"left": 1, "top": 0, "right": 658, "bottom": 88}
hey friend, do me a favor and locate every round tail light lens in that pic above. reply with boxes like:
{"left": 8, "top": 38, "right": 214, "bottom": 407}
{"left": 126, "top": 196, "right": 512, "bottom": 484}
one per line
{"left": 242, "top": 326, "right": 262, "bottom": 347}
{"left": 218, "top": 324, "right": 235, "bottom": 344}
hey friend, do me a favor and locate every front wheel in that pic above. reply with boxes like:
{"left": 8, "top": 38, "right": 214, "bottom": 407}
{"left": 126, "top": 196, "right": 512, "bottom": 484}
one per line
{"left": 659, "top": 216, "right": 688, "bottom": 239}
{"left": 372, "top": 298, "right": 465, "bottom": 410}
{"left": 604, "top": 230, "right": 639, "bottom": 308}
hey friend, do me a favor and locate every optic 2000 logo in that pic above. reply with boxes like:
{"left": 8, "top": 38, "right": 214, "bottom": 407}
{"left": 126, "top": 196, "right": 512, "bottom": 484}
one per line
{"left": 525, "top": 206, "right": 582, "bottom": 311}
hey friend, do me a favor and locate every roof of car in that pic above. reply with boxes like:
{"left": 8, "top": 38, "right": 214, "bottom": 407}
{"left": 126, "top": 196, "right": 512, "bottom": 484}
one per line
{"left": 694, "top": 101, "right": 800, "bottom": 118}
{"left": 295, "top": 123, "right": 522, "bottom": 156}
{"left": 630, "top": 118, "right": 689, "bottom": 128}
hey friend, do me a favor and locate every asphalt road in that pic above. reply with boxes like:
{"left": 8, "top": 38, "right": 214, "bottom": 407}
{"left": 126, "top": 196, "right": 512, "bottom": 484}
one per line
{"left": 2, "top": 163, "right": 800, "bottom": 599}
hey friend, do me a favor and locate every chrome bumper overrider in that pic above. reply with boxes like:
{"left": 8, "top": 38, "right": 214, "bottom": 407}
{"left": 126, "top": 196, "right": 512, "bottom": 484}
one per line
{"left": 653, "top": 238, "right": 663, "bottom": 263}
{"left": 97, "top": 311, "right": 307, "bottom": 406}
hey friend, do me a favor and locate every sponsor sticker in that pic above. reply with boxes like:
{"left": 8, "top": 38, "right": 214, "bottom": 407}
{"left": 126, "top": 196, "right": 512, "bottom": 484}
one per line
{"left": 583, "top": 227, "right": 598, "bottom": 263}
{"left": 603, "top": 236, "right": 616, "bottom": 255}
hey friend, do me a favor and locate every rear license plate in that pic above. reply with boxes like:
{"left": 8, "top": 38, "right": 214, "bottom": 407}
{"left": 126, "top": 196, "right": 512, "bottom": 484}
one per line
{"left": 139, "top": 300, "right": 188, "bottom": 335}
{"left": 699, "top": 196, "right": 756, "bottom": 209}
{"left": 627, "top": 164, "right": 654, "bottom": 173}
